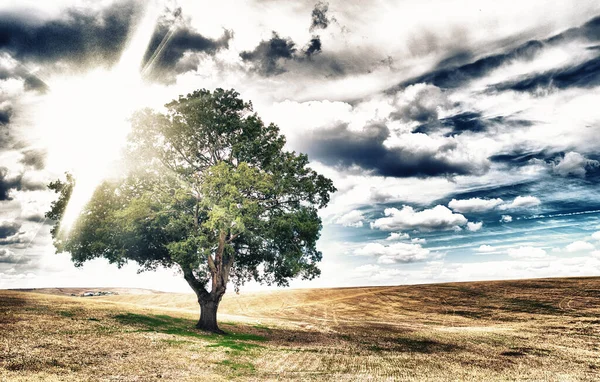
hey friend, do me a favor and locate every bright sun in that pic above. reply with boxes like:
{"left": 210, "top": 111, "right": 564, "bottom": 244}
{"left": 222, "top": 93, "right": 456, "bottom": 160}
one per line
{"left": 34, "top": 3, "right": 162, "bottom": 232}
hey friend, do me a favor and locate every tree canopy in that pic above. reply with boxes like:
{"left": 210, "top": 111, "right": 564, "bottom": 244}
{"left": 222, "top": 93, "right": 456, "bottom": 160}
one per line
{"left": 47, "top": 88, "right": 336, "bottom": 332}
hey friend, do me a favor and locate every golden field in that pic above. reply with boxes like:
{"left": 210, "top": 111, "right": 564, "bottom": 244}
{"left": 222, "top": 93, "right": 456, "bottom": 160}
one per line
{"left": 1, "top": 277, "right": 600, "bottom": 381}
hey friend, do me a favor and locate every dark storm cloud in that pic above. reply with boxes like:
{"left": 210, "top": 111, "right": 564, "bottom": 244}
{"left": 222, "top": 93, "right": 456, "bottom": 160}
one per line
{"left": 304, "top": 36, "right": 322, "bottom": 57}
{"left": 299, "top": 123, "right": 485, "bottom": 178}
{"left": 0, "top": 167, "right": 46, "bottom": 200}
{"left": 310, "top": 2, "right": 330, "bottom": 32}
{"left": 545, "top": 15, "right": 600, "bottom": 44}
{"left": 395, "top": 14, "right": 600, "bottom": 91}
{"left": 400, "top": 40, "right": 545, "bottom": 89}
{"left": 0, "top": 221, "right": 20, "bottom": 239}
{"left": 414, "top": 112, "right": 486, "bottom": 135}
{"left": 0, "top": 105, "right": 11, "bottom": 125}
{"left": 241, "top": 27, "right": 399, "bottom": 78}
{"left": 490, "top": 55, "right": 600, "bottom": 92}
{"left": 490, "top": 149, "right": 600, "bottom": 181}
{"left": 414, "top": 112, "right": 534, "bottom": 136}
{"left": 489, "top": 149, "right": 556, "bottom": 166}
{"left": 240, "top": 32, "right": 298, "bottom": 76}
{"left": 0, "top": 1, "right": 141, "bottom": 68}
{"left": 142, "top": 9, "right": 232, "bottom": 83}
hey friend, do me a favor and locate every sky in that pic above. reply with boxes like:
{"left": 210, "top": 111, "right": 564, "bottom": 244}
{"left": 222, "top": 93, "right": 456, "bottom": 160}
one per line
{"left": 1, "top": 0, "right": 600, "bottom": 292}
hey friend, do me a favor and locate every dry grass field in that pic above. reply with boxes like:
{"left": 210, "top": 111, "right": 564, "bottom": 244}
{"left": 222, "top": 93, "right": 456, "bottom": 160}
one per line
{"left": 1, "top": 277, "right": 600, "bottom": 381}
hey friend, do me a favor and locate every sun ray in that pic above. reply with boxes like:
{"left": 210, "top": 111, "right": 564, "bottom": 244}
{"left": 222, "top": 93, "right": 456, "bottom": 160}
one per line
{"left": 36, "top": 2, "right": 163, "bottom": 233}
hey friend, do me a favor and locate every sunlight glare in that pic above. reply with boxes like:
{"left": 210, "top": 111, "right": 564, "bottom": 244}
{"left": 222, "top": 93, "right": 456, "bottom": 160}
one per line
{"left": 36, "top": 2, "right": 162, "bottom": 232}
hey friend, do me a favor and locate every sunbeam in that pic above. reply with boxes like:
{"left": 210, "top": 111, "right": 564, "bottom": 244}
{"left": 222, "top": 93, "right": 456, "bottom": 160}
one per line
{"left": 34, "top": 2, "right": 162, "bottom": 232}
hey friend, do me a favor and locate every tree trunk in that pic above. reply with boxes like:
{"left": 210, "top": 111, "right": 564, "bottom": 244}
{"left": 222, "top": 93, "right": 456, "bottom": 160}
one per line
{"left": 196, "top": 298, "right": 224, "bottom": 334}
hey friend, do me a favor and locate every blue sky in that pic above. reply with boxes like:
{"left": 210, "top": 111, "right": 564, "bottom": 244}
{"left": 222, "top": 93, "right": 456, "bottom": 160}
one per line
{"left": 1, "top": 0, "right": 600, "bottom": 291}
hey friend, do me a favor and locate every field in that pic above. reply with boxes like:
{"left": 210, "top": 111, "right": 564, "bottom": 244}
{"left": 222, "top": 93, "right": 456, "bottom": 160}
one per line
{"left": 1, "top": 277, "right": 600, "bottom": 381}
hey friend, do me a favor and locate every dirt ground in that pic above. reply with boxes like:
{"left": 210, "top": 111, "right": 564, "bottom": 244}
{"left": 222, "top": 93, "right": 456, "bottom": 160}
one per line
{"left": 2, "top": 277, "right": 599, "bottom": 381}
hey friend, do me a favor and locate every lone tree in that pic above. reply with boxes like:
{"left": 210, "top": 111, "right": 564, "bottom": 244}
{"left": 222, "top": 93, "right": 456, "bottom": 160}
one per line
{"left": 47, "top": 88, "right": 335, "bottom": 333}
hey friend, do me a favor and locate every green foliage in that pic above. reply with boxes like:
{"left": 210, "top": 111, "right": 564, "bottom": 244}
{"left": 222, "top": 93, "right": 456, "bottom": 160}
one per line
{"left": 47, "top": 88, "right": 336, "bottom": 305}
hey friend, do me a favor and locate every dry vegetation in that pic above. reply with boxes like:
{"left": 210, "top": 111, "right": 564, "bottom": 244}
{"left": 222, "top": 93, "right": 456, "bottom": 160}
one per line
{"left": 2, "top": 277, "right": 600, "bottom": 381}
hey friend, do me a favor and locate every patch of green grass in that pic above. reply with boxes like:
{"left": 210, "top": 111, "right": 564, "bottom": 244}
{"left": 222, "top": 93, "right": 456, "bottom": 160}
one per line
{"left": 58, "top": 310, "right": 75, "bottom": 318}
{"left": 227, "top": 332, "right": 267, "bottom": 342}
{"left": 252, "top": 324, "right": 272, "bottom": 333}
{"left": 114, "top": 313, "right": 210, "bottom": 339}
{"left": 219, "top": 360, "right": 255, "bottom": 372}
{"left": 113, "top": 312, "right": 267, "bottom": 352}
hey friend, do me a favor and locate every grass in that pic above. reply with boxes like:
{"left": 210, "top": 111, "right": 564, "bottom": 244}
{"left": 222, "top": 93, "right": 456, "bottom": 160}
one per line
{"left": 2, "top": 277, "right": 600, "bottom": 381}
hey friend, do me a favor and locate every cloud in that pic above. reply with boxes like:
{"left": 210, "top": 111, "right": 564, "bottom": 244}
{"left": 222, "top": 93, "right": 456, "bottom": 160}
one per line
{"left": 466, "top": 221, "right": 483, "bottom": 232}
{"left": 0, "top": 248, "right": 26, "bottom": 264}
{"left": 592, "top": 231, "right": 600, "bottom": 240}
{"left": 142, "top": 8, "right": 232, "bottom": 83}
{"left": 398, "top": 15, "right": 600, "bottom": 91}
{"left": 0, "top": 102, "right": 12, "bottom": 126}
{"left": 499, "top": 195, "right": 541, "bottom": 210}
{"left": 355, "top": 242, "right": 436, "bottom": 263}
{"left": 309, "top": 2, "right": 330, "bottom": 32}
{"left": 553, "top": 152, "right": 599, "bottom": 177}
{"left": 507, "top": 246, "right": 548, "bottom": 259}
{"left": 240, "top": 32, "right": 304, "bottom": 76}
{"left": 390, "top": 83, "right": 451, "bottom": 123}
{"left": 371, "top": 205, "right": 467, "bottom": 232}
{"left": 20, "top": 149, "right": 46, "bottom": 170}
{"left": 0, "top": 1, "right": 141, "bottom": 68}
{"left": 300, "top": 123, "right": 487, "bottom": 178}
{"left": 475, "top": 245, "right": 496, "bottom": 253}
{"left": 0, "top": 221, "right": 20, "bottom": 239}
{"left": 399, "top": 40, "right": 545, "bottom": 90}
{"left": 351, "top": 264, "right": 405, "bottom": 280}
{"left": 304, "top": 36, "right": 322, "bottom": 57}
{"left": 500, "top": 215, "right": 513, "bottom": 223}
{"left": 448, "top": 197, "right": 504, "bottom": 213}
{"left": 411, "top": 237, "right": 427, "bottom": 244}
{"left": 492, "top": 56, "right": 600, "bottom": 93}
{"left": 0, "top": 167, "right": 47, "bottom": 200}
{"left": 565, "top": 240, "right": 595, "bottom": 253}
{"left": 386, "top": 232, "right": 409, "bottom": 241}
{"left": 335, "top": 210, "right": 364, "bottom": 227}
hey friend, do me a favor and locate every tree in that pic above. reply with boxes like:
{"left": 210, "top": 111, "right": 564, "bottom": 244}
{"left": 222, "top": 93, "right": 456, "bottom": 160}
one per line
{"left": 47, "top": 89, "right": 336, "bottom": 333}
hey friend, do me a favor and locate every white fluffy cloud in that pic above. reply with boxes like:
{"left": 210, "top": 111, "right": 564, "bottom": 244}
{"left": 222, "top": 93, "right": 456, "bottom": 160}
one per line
{"left": 500, "top": 215, "right": 513, "bottom": 223}
{"left": 592, "top": 231, "right": 600, "bottom": 241}
{"left": 507, "top": 246, "right": 548, "bottom": 259}
{"left": 499, "top": 196, "right": 541, "bottom": 210}
{"left": 553, "top": 152, "right": 599, "bottom": 177}
{"left": 355, "top": 242, "right": 436, "bottom": 264}
{"left": 475, "top": 245, "right": 496, "bottom": 253}
{"left": 371, "top": 205, "right": 467, "bottom": 232}
{"left": 386, "top": 232, "right": 410, "bottom": 241}
{"left": 565, "top": 240, "right": 595, "bottom": 253}
{"left": 466, "top": 221, "right": 483, "bottom": 232}
{"left": 448, "top": 198, "right": 504, "bottom": 213}
{"left": 390, "top": 83, "right": 451, "bottom": 123}
{"left": 335, "top": 210, "right": 365, "bottom": 227}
